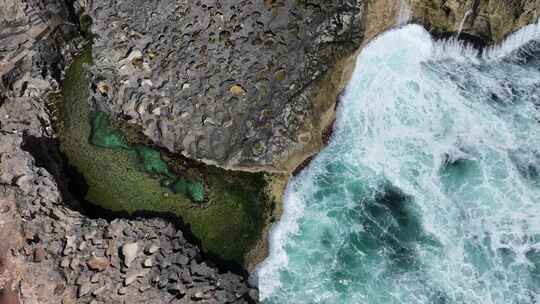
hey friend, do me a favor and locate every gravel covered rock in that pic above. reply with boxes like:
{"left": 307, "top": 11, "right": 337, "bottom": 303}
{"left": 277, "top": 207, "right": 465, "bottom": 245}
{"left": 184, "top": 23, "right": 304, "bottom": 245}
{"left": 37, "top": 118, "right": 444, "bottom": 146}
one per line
{"left": 0, "top": 139, "right": 259, "bottom": 303}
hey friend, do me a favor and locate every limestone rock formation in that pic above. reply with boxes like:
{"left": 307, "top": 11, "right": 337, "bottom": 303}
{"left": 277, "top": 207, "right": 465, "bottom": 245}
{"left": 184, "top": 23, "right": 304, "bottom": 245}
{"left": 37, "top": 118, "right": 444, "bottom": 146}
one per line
{"left": 2, "top": 0, "right": 540, "bottom": 303}
{"left": 410, "top": 0, "right": 540, "bottom": 43}
{"left": 86, "top": 0, "right": 365, "bottom": 173}
{"left": 85, "top": 0, "right": 540, "bottom": 175}
{"left": 364, "top": 0, "right": 540, "bottom": 44}
{"left": 0, "top": 1, "right": 258, "bottom": 303}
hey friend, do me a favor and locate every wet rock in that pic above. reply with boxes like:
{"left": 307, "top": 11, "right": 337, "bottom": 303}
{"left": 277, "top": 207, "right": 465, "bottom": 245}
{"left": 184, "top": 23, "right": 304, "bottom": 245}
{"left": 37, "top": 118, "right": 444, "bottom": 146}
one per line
{"left": 410, "top": 0, "right": 540, "bottom": 43}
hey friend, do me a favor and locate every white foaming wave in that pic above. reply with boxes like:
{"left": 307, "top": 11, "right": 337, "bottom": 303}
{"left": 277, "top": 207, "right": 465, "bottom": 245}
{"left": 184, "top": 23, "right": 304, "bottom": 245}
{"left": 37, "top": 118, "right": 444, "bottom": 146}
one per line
{"left": 431, "top": 37, "right": 481, "bottom": 62}
{"left": 396, "top": 0, "right": 411, "bottom": 26}
{"left": 429, "top": 18, "right": 540, "bottom": 62}
{"left": 256, "top": 22, "right": 540, "bottom": 304}
{"left": 484, "top": 19, "right": 540, "bottom": 60}
{"left": 255, "top": 26, "right": 434, "bottom": 298}
{"left": 252, "top": 176, "right": 306, "bottom": 299}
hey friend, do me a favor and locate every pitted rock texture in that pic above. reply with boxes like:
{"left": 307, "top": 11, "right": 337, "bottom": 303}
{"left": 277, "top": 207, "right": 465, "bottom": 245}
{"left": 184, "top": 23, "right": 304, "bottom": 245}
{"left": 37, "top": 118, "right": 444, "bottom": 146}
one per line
{"left": 0, "top": 1, "right": 258, "bottom": 303}
{"left": 86, "top": 0, "right": 364, "bottom": 172}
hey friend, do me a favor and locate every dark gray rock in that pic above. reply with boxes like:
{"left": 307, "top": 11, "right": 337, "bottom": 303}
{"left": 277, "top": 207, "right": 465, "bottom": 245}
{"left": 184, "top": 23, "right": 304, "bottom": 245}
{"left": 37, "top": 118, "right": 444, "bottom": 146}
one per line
{"left": 191, "top": 260, "right": 217, "bottom": 278}
{"left": 86, "top": 0, "right": 364, "bottom": 172}
{"left": 0, "top": 1, "right": 259, "bottom": 303}
{"left": 173, "top": 253, "right": 190, "bottom": 266}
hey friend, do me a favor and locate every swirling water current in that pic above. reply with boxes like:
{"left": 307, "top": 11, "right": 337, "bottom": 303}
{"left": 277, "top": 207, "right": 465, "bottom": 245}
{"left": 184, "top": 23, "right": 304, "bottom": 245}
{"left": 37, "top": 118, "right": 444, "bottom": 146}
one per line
{"left": 255, "top": 24, "right": 540, "bottom": 304}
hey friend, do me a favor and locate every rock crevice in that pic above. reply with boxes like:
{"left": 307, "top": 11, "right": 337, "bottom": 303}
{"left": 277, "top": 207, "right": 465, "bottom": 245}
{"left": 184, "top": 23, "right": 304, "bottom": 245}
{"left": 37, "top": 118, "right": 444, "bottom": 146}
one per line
{"left": 0, "top": 1, "right": 258, "bottom": 303}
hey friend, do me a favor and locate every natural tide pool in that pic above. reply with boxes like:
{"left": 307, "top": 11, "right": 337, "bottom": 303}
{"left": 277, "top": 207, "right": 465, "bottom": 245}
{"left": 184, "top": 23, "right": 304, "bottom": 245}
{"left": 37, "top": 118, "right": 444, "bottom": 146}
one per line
{"left": 54, "top": 47, "right": 272, "bottom": 264}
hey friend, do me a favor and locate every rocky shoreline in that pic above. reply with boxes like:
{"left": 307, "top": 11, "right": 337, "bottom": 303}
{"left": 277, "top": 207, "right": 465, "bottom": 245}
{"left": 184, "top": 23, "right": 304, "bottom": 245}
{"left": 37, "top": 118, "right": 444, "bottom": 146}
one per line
{"left": 82, "top": 0, "right": 540, "bottom": 205}
{"left": 55, "top": 46, "right": 272, "bottom": 266}
{"left": 2, "top": 0, "right": 540, "bottom": 303}
{"left": 1, "top": 1, "right": 257, "bottom": 303}
{"left": 85, "top": 0, "right": 365, "bottom": 173}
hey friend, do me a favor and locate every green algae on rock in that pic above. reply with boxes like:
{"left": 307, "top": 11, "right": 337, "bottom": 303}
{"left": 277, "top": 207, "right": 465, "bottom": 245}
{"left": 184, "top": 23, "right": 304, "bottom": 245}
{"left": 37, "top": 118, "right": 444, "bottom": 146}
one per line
{"left": 170, "top": 178, "right": 205, "bottom": 203}
{"left": 133, "top": 146, "right": 175, "bottom": 178}
{"left": 57, "top": 47, "right": 271, "bottom": 264}
{"left": 89, "top": 111, "right": 130, "bottom": 150}
{"left": 89, "top": 110, "right": 204, "bottom": 202}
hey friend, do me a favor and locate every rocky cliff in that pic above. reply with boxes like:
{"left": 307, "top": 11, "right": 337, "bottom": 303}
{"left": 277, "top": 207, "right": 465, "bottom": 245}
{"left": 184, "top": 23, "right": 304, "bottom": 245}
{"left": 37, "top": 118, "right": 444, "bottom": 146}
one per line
{"left": 85, "top": 0, "right": 540, "bottom": 175}
{"left": 0, "top": 1, "right": 257, "bottom": 303}
{"left": 86, "top": 0, "right": 365, "bottom": 173}
{"left": 2, "top": 0, "right": 540, "bottom": 303}
{"left": 364, "top": 0, "right": 540, "bottom": 44}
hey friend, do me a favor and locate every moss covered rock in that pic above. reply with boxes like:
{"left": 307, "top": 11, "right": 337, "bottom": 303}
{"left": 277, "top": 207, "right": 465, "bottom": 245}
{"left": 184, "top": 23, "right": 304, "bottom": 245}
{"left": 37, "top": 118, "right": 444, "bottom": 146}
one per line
{"left": 90, "top": 111, "right": 130, "bottom": 150}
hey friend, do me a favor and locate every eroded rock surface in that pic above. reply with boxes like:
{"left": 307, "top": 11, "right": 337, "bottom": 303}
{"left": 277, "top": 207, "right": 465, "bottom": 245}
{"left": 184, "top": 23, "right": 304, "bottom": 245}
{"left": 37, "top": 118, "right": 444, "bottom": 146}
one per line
{"left": 84, "top": 0, "right": 540, "bottom": 174}
{"left": 410, "top": 0, "right": 540, "bottom": 43}
{"left": 0, "top": 1, "right": 258, "bottom": 303}
{"left": 364, "top": 0, "right": 540, "bottom": 44}
{"left": 0, "top": 171, "right": 258, "bottom": 303}
{"left": 86, "top": 0, "right": 365, "bottom": 172}
{"left": 3, "top": 0, "right": 540, "bottom": 303}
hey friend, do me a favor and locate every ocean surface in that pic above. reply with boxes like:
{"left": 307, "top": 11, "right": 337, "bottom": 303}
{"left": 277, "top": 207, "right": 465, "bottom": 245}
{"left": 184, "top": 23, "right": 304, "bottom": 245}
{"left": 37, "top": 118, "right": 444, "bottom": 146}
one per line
{"left": 255, "top": 23, "right": 540, "bottom": 304}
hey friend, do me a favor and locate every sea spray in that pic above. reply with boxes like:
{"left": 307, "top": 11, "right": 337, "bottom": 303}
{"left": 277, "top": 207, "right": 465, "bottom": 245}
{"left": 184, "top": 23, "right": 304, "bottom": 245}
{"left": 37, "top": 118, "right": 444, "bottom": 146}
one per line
{"left": 457, "top": 9, "right": 472, "bottom": 36}
{"left": 256, "top": 23, "right": 540, "bottom": 304}
{"left": 396, "top": 0, "right": 411, "bottom": 26}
